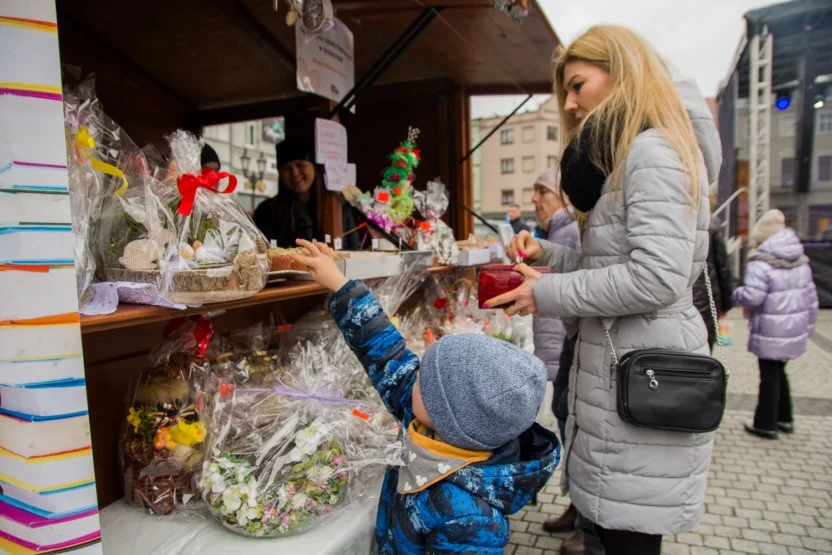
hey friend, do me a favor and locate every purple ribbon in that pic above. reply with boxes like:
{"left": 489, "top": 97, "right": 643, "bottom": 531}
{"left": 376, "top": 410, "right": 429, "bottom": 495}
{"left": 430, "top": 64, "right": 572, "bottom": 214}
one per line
{"left": 236, "top": 380, "right": 348, "bottom": 404}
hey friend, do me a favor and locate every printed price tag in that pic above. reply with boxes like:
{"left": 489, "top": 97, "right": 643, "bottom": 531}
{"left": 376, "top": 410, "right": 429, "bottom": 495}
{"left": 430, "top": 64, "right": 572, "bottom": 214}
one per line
{"left": 270, "top": 239, "right": 277, "bottom": 248}
{"left": 325, "top": 234, "right": 331, "bottom": 244}
{"left": 334, "top": 238, "right": 342, "bottom": 250}
{"left": 371, "top": 238, "right": 379, "bottom": 251}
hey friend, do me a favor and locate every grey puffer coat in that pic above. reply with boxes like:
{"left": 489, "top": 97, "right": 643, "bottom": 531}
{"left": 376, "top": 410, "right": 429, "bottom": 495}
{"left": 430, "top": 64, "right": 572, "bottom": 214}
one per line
{"left": 531, "top": 86, "right": 720, "bottom": 535}
{"left": 533, "top": 210, "right": 580, "bottom": 380}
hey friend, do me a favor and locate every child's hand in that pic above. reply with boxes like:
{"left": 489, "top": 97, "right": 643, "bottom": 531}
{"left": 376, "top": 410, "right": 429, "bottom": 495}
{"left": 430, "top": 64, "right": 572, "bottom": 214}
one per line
{"left": 292, "top": 239, "right": 348, "bottom": 292}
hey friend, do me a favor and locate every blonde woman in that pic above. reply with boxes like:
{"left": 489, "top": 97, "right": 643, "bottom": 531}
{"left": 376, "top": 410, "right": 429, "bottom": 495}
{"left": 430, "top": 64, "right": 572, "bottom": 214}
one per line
{"left": 486, "top": 26, "right": 720, "bottom": 554}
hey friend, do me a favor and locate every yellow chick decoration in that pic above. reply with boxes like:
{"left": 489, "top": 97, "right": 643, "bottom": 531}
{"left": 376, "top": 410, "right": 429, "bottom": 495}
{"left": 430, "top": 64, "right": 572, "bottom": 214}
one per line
{"left": 169, "top": 420, "right": 206, "bottom": 447}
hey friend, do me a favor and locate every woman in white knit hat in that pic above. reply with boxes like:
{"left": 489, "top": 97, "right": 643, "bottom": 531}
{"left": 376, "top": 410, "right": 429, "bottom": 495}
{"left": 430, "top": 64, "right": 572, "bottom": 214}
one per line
{"left": 734, "top": 209, "right": 819, "bottom": 439}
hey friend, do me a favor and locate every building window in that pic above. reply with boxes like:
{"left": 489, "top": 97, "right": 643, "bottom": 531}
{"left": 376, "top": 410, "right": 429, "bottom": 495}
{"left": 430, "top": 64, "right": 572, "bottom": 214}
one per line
{"left": 522, "top": 188, "right": 534, "bottom": 205}
{"left": 547, "top": 155, "right": 558, "bottom": 168}
{"left": 820, "top": 156, "right": 832, "bottom": 182}
{"left": 780, "top": 114, "right": 796, "bottom": 137}
{"left": 547, "top": 126, "right": 558, "bottom": 141}
{"left": 501, "top": 190, "right": 515, "bottom": 205}
{"left": 522, "top": 126, "right": 535, "bottom": 143}
{"left": 522, "top": 156, "right": 536, "bottom": 173}
{"left": 820, "top": 113, "right": 832, "bottom": 135}
{"left": 781, "top": 158, "right": 795, "bottom": 188}
{"left": 500, "top": 129, "right": 514, "bottom": 145}
{"left": 501, "top": 158, "right": 514, "bottom": 174}
{"left": 245, "top": 122, "right": 257, "bottom": 147}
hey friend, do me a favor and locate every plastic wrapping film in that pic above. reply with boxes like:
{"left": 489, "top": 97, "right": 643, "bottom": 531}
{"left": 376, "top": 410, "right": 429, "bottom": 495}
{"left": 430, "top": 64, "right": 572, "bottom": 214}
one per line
{"left": 286, "top": 271, "right": 426, "bottom": 401}
{"left": 63, "top": 76, "right": 136, "bottom": 304}
{"left": 157, "top": 131, "right": 270, "bottom": 305}
{"left": 119, "top": 317, "right": 214, "bottom": 516}
{"left": 396, "top": 271, "right": 535, "bottom": 355}
{"left": 413, "top": 179, "right": 458, "bottom": 265}
{"left": 196, "top": 341, "right": 402, "bottom": 537}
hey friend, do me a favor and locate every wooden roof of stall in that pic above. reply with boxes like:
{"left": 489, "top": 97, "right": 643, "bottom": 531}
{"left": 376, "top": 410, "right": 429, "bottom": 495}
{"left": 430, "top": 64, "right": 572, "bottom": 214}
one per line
{"left": 56, "top": 0, "right": 559, "bottom": 115}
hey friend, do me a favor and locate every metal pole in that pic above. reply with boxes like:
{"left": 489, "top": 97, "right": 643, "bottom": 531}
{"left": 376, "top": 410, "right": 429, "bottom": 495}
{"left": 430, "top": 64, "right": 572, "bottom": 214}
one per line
{"left": 327, "top": 8, "right": 441, "bottom": 118}
{"left": 460, "top": 94, "right": 533, "bottom": 163}
{"left": 463, "top": 204, "right": 500, "bottom": 235}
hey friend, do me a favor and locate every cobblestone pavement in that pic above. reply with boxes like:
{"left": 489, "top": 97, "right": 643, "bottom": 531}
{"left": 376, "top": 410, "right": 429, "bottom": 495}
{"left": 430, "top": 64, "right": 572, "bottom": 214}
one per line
{"left": 509, "top": 310, "right": 832, "bottom": 555}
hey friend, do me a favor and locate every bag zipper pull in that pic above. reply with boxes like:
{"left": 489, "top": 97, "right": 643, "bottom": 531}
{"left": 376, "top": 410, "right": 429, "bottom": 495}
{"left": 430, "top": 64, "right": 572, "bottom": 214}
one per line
{"left": 646, "top": 369, "right": 659, "bottom": 390}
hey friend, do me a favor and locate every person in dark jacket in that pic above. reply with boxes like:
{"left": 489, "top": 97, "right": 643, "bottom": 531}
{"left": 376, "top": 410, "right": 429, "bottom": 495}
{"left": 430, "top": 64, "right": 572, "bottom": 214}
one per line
{"left": 293, "top": 240, "right": 560, "bottom": 554}
{"left": 253, "top": 137, "right": 359, "bottom": 249}
{"left": 201, "top": 143, "right": 221, "bottom": 171}
{"left": 693, "top": 214, "right": 734, "bottom": 350}
{"left": 507, "top": 204, "right": 530, "bottom": 235}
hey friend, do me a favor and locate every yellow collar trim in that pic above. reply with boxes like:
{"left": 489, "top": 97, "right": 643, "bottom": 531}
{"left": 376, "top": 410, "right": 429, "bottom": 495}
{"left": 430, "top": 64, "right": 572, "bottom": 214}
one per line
{"left": 408, "top": 420, "right": 491, "bottom": 463}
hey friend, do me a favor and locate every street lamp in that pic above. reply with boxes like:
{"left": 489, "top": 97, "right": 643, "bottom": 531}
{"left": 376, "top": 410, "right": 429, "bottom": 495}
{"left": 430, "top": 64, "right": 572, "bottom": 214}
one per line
{"left": 240, "top": 148, "right": 267, "bottom": 192}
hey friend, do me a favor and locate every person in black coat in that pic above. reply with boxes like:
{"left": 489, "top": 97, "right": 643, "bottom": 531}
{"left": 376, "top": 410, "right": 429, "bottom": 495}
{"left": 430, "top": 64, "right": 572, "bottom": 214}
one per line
{"left": 507, "top": 204, "right": 530, "bottom": 235}
{"left": 253, "top": 137, "right": 359, "bottom": 250}
{"left": 693, "top": 216, "right": 734, "bottom": 351}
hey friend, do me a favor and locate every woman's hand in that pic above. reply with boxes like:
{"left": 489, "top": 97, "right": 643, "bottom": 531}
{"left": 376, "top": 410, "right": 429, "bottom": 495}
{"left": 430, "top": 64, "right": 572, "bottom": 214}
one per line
{"left": 483, "top": 264, "right": 541, "bottom": 316}
{"left": 291, "top": 239, "right": 348, "bottom": 293}
{"left": 507, "top": 231, "right": 543, "bottom": 263}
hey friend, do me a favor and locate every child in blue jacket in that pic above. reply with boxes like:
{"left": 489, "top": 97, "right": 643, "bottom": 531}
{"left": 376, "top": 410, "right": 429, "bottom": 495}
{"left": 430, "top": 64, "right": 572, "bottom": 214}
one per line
{"left": 293, "top": 240, "right": 560, "bottom": 554}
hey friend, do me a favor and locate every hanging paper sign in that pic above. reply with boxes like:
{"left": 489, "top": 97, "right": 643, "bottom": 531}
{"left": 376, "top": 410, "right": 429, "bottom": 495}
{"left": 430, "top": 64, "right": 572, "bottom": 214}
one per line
{"left": 296, "top": 18, "right": 355, "bottom": 105}
{"left": 323, "top": 162, "right": 356, "bottom": 192}
{"left": 315, "top": 118, "right": 348, "bottom": 164}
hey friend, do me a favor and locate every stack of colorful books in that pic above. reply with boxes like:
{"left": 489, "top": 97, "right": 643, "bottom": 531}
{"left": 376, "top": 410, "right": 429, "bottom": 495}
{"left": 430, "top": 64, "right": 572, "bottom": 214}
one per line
{"left": 0, "top": 2, "right": 101, "bottom": 553}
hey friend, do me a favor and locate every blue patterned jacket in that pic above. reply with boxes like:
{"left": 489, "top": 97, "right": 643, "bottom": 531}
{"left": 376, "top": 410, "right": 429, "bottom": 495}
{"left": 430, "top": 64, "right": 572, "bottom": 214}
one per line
{"left": 329, "top": 280, "right": 560, "bottom": 554}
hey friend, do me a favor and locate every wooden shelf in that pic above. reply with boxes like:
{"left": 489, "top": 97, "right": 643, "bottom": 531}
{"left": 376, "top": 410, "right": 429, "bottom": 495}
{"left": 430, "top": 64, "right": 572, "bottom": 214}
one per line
{"left": 80, "top": 266, "right": 460, "bottom": 335}
{"left": 80, "top": 282, "right": 327, "bottom": 334}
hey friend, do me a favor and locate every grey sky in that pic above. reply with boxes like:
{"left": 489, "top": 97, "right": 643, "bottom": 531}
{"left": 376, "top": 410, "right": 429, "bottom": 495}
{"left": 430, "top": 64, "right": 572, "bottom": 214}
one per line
{"left": 471, "top": 0, "right": 781, "bottom": 119}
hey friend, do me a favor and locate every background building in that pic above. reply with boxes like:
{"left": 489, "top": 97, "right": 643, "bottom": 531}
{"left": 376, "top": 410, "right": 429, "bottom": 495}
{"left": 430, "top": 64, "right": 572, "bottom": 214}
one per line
{"left": 473, "top": 96, "right": 561, "bottom": 221}
{"left": 202, "top": 118, "right": 285, "bottom": 214}
{"left": 733, "top": 97, "right": 832, "bottom": 238}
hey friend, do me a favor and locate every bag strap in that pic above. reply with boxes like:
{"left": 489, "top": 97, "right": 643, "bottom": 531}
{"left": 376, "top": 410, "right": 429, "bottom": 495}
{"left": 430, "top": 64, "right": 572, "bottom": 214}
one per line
{"left": 601, "top": 268, "right": 730, "bottom": 378}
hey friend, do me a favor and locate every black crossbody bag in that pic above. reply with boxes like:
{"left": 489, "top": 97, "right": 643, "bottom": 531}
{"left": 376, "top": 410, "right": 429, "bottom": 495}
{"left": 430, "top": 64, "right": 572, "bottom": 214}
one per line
{"left": 604, "top": 270, "right": 728, "bottom": 433}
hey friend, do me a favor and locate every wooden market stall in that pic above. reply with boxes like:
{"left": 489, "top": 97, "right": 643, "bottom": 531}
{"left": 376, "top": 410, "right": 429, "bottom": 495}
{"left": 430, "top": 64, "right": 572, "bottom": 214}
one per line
{"left": 2, "top": 1, "right": 561, "bottom": 552}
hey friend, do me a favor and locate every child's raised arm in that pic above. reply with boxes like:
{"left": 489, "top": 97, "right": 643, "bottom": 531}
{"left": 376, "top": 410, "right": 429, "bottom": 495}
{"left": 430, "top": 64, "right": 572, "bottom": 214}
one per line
{"left": 292, "top": 240, "right": 418, "bottom": 422}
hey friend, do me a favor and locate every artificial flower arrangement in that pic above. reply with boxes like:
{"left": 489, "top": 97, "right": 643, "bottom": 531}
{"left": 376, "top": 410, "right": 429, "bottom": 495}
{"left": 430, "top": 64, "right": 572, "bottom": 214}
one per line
{"left": 120, "top": 317, "right": 214, "bottom": 515}
{"left": 197, "top": 343, "right": 402, "bottom": 537}
{"left": 98, "top": 130, "right": 269, "bottom": 305}
{"left": 343, "top": 128, "right": 420, "bottom": 235}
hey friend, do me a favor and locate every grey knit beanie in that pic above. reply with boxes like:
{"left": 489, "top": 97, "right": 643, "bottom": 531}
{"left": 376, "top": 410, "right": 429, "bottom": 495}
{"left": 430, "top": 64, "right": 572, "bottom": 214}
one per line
{"left": 419, "top": 334, "right": 547, "bottom": 450}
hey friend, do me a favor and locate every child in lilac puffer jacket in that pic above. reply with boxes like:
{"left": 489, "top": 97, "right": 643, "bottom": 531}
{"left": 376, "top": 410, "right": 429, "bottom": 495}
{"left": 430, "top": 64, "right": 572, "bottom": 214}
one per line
{"left": 733, "top": 210, "right": 819, "bottom": 439}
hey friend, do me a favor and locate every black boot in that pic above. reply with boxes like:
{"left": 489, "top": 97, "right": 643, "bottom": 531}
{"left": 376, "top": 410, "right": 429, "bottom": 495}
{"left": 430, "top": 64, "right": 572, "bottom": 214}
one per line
{"left": 543, "top": 503, "right": 577, "bottom": 534}
{"left": 744, "top": 422, "right": 777, "bottom": 440}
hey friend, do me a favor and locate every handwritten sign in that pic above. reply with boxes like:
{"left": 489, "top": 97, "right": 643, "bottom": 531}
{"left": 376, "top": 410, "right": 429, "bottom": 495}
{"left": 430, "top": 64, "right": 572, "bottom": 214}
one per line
{"left": 315, "top": 118, "right": 347, "bottom": 165}
{"left": 296, "top": 18, "right": 355, "bottom": 105}
{"left": 324, "top": 162, "right": 356, "bottom": 192}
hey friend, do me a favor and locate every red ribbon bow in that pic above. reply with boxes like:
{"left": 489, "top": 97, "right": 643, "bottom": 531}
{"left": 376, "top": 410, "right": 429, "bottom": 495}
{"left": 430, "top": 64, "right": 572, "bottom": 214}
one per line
{"left": 177, "top": 168, "right": 238, "bottom": 216}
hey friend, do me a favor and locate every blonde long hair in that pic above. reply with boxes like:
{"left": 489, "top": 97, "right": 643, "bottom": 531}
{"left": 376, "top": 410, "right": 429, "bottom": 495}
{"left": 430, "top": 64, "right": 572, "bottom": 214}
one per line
{"left": 554, "top": 25, "right": 701, "bottom": 211}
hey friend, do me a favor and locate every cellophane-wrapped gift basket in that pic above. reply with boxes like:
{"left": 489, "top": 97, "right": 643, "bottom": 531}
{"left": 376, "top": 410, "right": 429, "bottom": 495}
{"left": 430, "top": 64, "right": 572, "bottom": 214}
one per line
{"left": 120, "top": 316, "right": 214, "bottom": 515}
{"left": 196, "top": 342, "right": 402, "bottom": 537}
{"left": 95, "top": 130, "right": 269, "bottom": 306}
